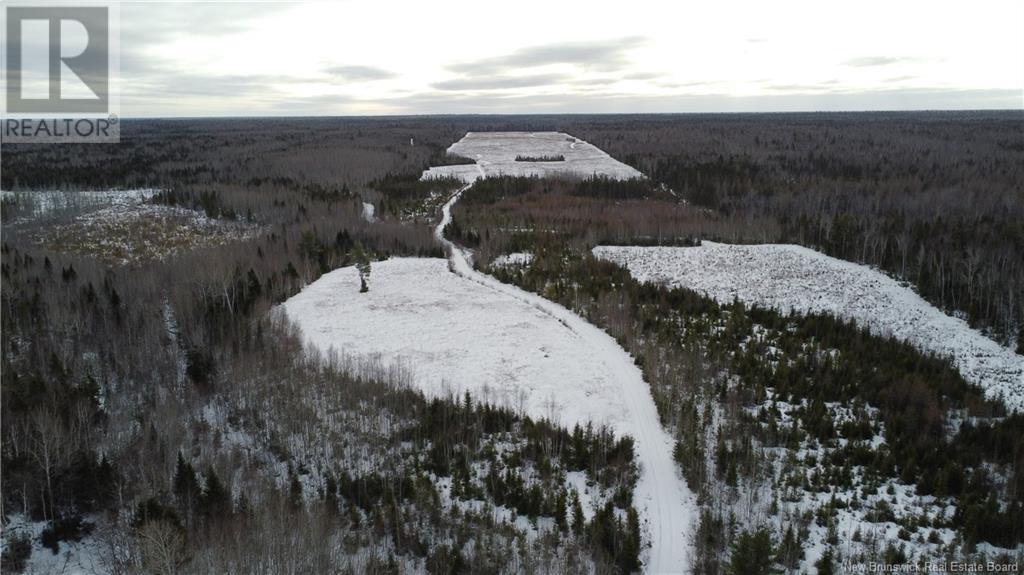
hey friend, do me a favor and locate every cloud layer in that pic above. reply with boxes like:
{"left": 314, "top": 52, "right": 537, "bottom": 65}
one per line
{"left": 95, "top": 0, "right": 1023, "bottom": 117}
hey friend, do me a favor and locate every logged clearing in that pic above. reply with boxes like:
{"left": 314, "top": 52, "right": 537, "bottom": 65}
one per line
{"left": 594, "top": 242, "right": 1024, "bottom": 412}
{"left": 422, "top": 132, "right": 643, "bottom": 183}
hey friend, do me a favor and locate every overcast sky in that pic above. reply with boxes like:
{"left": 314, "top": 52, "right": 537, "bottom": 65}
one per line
{"left": 112, "top": 0, "right": 1024, "bottom": 116}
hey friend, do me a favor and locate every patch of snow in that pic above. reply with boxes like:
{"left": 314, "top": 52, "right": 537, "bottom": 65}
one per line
{"left": 2, "top": 514, "right": 108, "bottom": 575}
{"left": 421, "top": 163, "right": 485, "bottom": 183}
{"left": 420, "top": 132, "right": 643, "bottom": 183}
{"left": 565, "top": 471, "right": 598, "bottom": 522}
{"left": 361, "top": 202, "right": 376, "bottom": 223}
{"left": 490, "top": 252, "right": 534, "bottom": 268}
{"left": 593, "top": 242, "right": 1024, "bottom": 412}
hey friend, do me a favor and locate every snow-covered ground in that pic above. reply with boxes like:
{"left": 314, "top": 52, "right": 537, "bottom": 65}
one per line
{"left": 283, "top": 257, "right": 629, "bottom": 421}
{"left": 1, "top": 514, "right": 108, "bottom": 575}
{"left": 282, "top": 180, "right": 696, "bottom": 574}
{"left": 421, "top": 163, "right": 484, "bottom": 184}
{"left": 490, "top": 252, "right": 534, "bottom": 268}
{"left": 593, "top": 242, "right": 1024, "bottom": 412}
{"left": 421, "top": 132, "right": 643, "bottom": 183}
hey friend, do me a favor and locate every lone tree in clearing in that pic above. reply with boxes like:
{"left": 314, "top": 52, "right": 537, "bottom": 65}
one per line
{"left": 352, "top": 241, "right": 371, "bottom": 293}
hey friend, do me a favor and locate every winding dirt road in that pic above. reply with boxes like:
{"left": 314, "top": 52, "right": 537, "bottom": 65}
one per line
{"left": 435, "top": 181, "right": 696, "bottom": 574}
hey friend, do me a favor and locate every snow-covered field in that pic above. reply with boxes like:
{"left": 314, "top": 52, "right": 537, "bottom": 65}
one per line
{"left": 593, "top": 242, "right": 1024, "bottom": 411}
{"left": 421, "top": 132, "right": 643, "bottom": 183}
{"left": 284, "top": 257, "right": 636, "bottom": 428}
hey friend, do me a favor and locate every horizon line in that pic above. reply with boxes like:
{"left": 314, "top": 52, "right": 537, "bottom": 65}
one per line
{"left": 108, "top": 108, "right": 1024, "bottom": 121}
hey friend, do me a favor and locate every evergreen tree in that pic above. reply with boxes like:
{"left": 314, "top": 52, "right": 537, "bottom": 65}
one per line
{"left": 883, "top": 543, "right": 907, "bottom": 564}
{"left": 570, "top": 491, "right": 585, "bottom": 536}
{"left": 728, "top": 528, "right": 776, "bottom": 575}
{"left": 619, "top": 506, "right": 642, "bottom": 573}
{"left": 324, "top": 473, "right": 339, "bottom": 516}
{"left": 172, "top": 453, "right": 200, "bottom": 522}
{"left": 352, "top": 242, "right": 371, "bottom": 293}
{"left": 185, "top": 347, "right": 216, "bottom": 391}
{"left": 289, "top": 467, "right": 304, "bottom": 511}
{"left": 777, "top": 524, "right": 801, "bottom": 569}
{"left": 200, "top": 466, "right": 231, "bottom": 519}
{"left": 554, "top": 489, "right": 568, "bottom": 532}
{"left": 426, "top": 543, "right": 465, "bottom": 574}
{"left": 815, "top": 547, "right": 836, "bottom": 575}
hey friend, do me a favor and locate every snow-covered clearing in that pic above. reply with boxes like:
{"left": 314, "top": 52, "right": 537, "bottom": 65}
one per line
{"left": 3, "top": 188, "right": 260, "bottom": 263}
{"left": 283, "top": 257, "right": 629, "bottom": 421}
{"left": 1, "top": 189, "right": 160, "bottom": 222}
{"left": 593, "top": 242, "right": 1024, "bottom": 412}
{"left": 39, "top": 203, "right": 260, "bottom": 264}
{"left": 284, "top": 169, "right": 696, "bottom": 573}
{"left": 421, "top": 132, "right": 643, "bottom": 183}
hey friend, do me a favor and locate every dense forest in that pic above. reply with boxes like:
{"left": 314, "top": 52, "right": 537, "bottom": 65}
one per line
{"left": 2, "top": 113, "right": 1022, "bottom": 573}
{"left": 561, "top": 112, "right": 1024, "bottom": 347}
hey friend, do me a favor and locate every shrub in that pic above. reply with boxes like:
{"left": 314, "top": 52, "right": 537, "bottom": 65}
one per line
{"left": 40, "top": 515, "right": 93, "bottom": 554}
{"left": 1, "top": 532, "right": 32, "bottom": 573}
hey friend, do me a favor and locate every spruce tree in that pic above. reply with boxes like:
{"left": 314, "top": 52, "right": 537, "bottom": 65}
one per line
{"left": 777, "top": 524, "right": 800, "bottom": 569}
{"left": 200, "top": 466, "right": 231, "bottom": 519}
{"left": 727, "top": 528, "right": 775, "bottom": 575}
{"left": 352, "top": 242, "right": 371, "bottom": 293}
{"left": 172, "top": 453, "right": 200, "bottom": 521}
{"left": 325, "top": 473, "right": 339, "bottom": 516}
{"left": 289, "top": 467, "right": 304, "bottom": 511}
{"left": 619, "top": 507, "right": 642, "bottom": 573}
{"left": 815, "top": 547, "right": 836, "bottom": 575}
{"left": 570, "top": 491, "right": 585, "bottom": 536}
{"left": 554, "top": 489, "right": 567, "bottom": 531}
